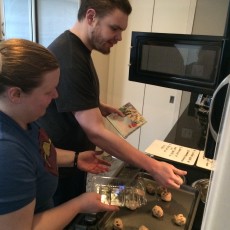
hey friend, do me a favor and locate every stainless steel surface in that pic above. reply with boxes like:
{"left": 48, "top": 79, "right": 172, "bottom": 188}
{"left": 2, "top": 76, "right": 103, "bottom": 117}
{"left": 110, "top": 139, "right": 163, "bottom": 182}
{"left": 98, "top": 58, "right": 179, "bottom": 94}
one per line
{"left": 192, "top": 179, "right": 210, "bottom": 203}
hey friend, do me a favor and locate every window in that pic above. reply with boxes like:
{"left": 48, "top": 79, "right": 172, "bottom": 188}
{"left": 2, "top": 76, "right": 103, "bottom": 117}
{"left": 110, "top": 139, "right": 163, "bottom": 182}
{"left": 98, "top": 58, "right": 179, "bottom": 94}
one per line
{"left": 3, "top": 0, "right": 32, "bottom": 40}
{"left": 3, "top": 0, "right": 79, "bottom": 46}
{"left": 36, "top": 0, "right": 79, "bottom": 47}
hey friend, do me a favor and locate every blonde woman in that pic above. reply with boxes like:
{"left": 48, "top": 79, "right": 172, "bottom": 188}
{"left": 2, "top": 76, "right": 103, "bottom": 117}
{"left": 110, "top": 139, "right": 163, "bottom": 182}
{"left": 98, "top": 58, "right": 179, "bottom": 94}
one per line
{"left": 0, "top": 38, "right": 118, "bottom": 230}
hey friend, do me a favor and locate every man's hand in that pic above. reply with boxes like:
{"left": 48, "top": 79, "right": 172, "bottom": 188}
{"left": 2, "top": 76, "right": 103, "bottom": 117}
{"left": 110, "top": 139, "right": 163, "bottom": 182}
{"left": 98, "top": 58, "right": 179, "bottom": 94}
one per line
{"left": 150, "top": 160, "right": 187, "bottom": 189}
{"left": 99, "top": 102, "right": 124, "bottom": 117}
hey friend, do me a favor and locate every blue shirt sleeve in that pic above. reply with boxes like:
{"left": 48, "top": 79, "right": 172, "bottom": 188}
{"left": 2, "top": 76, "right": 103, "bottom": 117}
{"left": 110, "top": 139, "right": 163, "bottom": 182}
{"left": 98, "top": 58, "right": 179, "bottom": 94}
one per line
{"left": 0, "top": 141, "right": 36, "bottom": 214}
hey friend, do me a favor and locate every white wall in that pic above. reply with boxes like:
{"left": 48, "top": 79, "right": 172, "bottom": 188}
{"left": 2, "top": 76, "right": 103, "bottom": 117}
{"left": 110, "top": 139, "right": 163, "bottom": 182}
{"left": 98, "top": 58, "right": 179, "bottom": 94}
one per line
{"left": 92, "top": 51, "right": 109, "bottom": 103}
{"left": 105, "top": 0, "right": 197, "bottom": 151}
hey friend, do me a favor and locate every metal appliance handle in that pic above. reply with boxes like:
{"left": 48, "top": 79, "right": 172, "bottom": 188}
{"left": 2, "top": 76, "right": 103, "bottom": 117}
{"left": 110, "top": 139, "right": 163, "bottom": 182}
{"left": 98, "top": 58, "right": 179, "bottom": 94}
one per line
{"left": 208, "top": 74, "right": 230, "bottom": 141}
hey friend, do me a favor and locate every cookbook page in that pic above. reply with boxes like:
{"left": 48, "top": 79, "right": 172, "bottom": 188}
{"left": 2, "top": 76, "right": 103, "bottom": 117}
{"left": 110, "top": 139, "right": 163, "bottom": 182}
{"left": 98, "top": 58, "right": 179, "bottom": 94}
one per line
{"left": 106, "top": 102, "right": 147, "bottom": 138}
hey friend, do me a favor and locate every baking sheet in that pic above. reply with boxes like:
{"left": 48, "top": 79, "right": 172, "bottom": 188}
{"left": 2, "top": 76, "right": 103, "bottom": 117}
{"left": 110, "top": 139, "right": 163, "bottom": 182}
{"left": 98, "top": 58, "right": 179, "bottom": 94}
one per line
{"left": 97, "top": 172, "right": 200, "bottom": 230}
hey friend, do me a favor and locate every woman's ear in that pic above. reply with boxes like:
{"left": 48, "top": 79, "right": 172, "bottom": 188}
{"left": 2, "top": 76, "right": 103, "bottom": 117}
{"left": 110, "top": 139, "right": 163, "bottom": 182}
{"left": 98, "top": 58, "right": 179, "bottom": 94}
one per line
{"left": 7, "top": 87, "right": 22, "bottom": 103}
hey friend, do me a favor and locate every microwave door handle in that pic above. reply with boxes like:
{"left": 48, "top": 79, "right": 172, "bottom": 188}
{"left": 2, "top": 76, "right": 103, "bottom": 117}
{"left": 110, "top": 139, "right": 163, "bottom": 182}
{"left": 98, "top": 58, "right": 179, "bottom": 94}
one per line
{"left": 208, "top": 74, "right": 230, "bottom": 141}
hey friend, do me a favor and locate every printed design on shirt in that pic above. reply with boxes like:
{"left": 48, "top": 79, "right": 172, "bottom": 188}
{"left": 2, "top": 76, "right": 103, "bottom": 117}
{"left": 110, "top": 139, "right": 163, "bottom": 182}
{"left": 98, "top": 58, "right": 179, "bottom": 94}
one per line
{"left": 39, "top": 128, "right": 58, "bottom": 176}
{"left": 43, "top": 140, "right": 52, "bottom": 167}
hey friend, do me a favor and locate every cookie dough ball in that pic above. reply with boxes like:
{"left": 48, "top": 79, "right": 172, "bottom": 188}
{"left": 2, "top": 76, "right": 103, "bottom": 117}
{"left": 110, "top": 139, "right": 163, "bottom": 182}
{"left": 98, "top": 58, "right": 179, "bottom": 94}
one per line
{"left": 139, "top": 225, "right": 149, "bottom": 230}
{"left": 125, "top": 200, "right": 139, "bottom": 210}
{"left": 173, "top": 214, "right": 187, "bottom": 226}
{"left": 113, "top": 218, "right": 123, "bottom": 230}
{"left": 161, "top": 191, "right": 172, "bottom": 202}
{"left": 152, "top": 205, "right": 164, "bottom": 218}
{"left": 146, "top": 183, "right": 155, "bottom": 195}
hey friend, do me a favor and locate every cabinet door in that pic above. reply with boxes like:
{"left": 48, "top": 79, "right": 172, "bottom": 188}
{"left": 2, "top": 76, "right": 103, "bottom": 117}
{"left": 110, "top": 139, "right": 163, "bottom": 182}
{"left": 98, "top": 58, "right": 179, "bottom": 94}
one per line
{"left": 139, "top": 0, "right": 196, "bottom": 151}
{"left": 152, "top": 0, "right": 197, "bottom": 34}
{"left": 192, "top": 0, "right": 229, "bottom": 36}
{"left": 139, "top": 86, "right": 182, "bottom": 151}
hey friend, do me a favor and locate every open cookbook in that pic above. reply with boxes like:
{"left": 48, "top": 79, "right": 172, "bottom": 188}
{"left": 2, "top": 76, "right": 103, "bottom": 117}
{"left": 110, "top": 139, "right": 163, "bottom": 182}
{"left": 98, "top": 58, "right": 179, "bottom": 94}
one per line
{"left": 106, "top": 102, "right": 147, "bottom": 138}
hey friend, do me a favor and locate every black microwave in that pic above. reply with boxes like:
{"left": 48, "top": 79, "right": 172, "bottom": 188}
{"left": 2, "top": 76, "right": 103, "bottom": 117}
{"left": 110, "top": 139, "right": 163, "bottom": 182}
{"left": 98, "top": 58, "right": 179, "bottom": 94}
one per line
{"left": 129, "top": 32, "right": 230, "bottom": 95}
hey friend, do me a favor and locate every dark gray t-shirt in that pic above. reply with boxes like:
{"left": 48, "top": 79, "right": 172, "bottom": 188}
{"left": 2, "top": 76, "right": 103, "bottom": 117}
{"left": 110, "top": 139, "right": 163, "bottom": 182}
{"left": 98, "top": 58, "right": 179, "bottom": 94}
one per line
{"left": 39, "top": 30, "right": 100, "bottom": 152}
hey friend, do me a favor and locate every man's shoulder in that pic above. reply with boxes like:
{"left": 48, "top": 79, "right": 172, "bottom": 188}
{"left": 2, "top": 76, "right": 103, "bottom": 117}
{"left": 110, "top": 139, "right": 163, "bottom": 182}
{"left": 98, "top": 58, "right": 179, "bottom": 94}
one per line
{"left": 48, "top": 30, "right": 69, "bottom": 51}
{"left": 48, "top": 30, "right": 86, "bottom": 61}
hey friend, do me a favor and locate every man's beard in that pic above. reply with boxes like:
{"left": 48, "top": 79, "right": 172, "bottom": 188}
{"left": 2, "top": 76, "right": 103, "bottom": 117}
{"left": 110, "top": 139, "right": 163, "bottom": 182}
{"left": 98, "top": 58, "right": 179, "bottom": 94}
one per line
{"left": 93, "top": 39, "right": 111, "bottom": 54}
{"left": 91, "top": 30, "right": 111, "bottom": 54}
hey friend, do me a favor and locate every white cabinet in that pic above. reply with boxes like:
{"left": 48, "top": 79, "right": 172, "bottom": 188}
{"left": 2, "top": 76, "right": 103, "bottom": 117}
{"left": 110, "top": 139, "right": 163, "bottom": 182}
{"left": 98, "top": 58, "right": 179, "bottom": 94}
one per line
{"left": 192, "top": 0, "right": 229, "bottom": 36}
{"left": 106, "top": 0, "right": 197, "bottom": 151}
{"left": 151, "top": 0, "right": 197, "bottom": 34}
{"left": 139, "top": 0, "right": 197, "bottom": 150}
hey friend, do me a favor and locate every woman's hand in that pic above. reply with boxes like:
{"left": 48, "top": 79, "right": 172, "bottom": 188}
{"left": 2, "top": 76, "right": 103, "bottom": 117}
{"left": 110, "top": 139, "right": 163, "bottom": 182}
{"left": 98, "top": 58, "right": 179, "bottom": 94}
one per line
{"left": 99, "top": 102, "right": 124, "bottom": 117}
{"left": 76, "top": 192, "right": 119, "bottom": 213}
{"left": 77, "top": 150, "right": 111, "bottom": 174}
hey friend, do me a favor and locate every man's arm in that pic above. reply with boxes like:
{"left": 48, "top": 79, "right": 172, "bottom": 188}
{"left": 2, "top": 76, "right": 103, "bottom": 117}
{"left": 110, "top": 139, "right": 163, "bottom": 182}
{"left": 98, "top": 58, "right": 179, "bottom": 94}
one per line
{"left": 74, "top": 107, "right": 187, "bottom": 189}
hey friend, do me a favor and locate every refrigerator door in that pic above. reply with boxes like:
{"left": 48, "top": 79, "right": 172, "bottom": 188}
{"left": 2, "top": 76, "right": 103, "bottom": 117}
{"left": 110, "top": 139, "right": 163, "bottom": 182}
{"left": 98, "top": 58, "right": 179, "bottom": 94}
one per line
{"left": 204, "top": 75, "right": 229, "bottom": 158}
{"left": 201, "top": 75, "right": 230, "bottom": 229}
